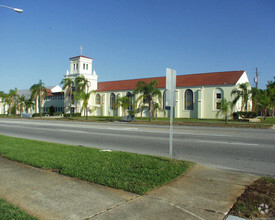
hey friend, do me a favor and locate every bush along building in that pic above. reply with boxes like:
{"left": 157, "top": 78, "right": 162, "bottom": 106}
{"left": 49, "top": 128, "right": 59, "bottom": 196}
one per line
{"left": 1, "top": 54, "right": 252, "bottom": 119}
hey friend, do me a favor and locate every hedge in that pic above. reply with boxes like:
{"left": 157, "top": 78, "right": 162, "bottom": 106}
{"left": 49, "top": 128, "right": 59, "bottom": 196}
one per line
{"left": 64, "top": 113, "right": 81, "bottom": 117}
{"left": 233, "top": 111, "right": 257, "bottom": 120}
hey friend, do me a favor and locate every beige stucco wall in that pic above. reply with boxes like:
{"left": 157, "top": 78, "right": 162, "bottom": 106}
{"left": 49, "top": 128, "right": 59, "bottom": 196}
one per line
{"left": 93, "top": 83, "right": 240, "bottom": 119}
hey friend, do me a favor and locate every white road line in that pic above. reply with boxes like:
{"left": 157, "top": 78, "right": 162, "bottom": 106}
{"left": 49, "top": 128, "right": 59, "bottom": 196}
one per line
{"left": 196, "top": 140, "right": 259, "bottom": 146}
{"left": 107, "top": 127, "right": 138, "bottom": 131}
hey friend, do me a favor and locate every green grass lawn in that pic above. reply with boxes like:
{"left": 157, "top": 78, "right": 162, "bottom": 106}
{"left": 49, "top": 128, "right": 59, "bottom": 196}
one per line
{"left": 0, "top": 198, "right": 37, "bottom": 220}
{"left": 0, "top": 135, "right": 193, "bottom": 195}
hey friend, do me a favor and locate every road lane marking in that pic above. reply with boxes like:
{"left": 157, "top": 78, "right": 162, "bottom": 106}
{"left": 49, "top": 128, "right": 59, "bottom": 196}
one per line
{"left": 107, "top": 127, "right": 138, "bottom": 131}
{"left": 195, "top": 140, "right": 259, "bottom": 146}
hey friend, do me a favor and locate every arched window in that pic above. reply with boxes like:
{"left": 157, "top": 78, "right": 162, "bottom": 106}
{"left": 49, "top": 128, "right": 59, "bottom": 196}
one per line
{"left": 215, "top": 88, "right": 223, "bottom": 109}
{"left": 215, "top": 88, "right": 222, "bottom": 100}
{"left": 126, "top": 92, "right": 132, "bottom": 98}
{"left": 96, "top": 94, "right": 101, "bottom": 105}
{"left": 126, "top": 92, "right": 132, "bottom": 110}
{"left": 185, "top": 89, "right": 193, "bottom": 110}
{"left": 110, "top": 93, "right": 116, "bottom": 109}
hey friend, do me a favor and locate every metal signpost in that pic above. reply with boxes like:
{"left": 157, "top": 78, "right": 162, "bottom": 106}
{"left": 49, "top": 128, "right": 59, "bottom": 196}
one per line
{"left": 166, "top": 68, "right": 176, "bottom": 160}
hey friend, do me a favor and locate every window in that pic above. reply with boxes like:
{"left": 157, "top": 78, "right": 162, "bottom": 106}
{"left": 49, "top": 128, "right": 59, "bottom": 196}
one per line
{"left": 86, "top": 64, "right": 88, "bottom": 70}
{"left": 185, "top": 89, "right": 193, "bottom": 110}
{"left": 215, "top": 88, "right": 223, "bottom": 110}
{"left": 83, "top": 63, "right": 85, "bottom": 70}
{"left": 74, "top": 64, "right": 75, "bottom": 70}
{"left": 126, "top": 92, "right": 132, "bottom": 110}
{"left": 110, "top": 93, "right": 116, "bottom": 109}
{"left": 76, "top": 64, "right": 78, "bottom": 69}
{"left": 216, "top": 89, "right": 222, "bottom": 99}
{"left": 96, "top": 94, "right": 101, "bottom": 104}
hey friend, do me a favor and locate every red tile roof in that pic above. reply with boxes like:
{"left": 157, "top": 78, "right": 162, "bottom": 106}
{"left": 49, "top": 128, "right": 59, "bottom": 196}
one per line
{"left": 46, "top": 89, "right": 52, "bottom": 96}
{"left": 97, "top": 70, "right": 244, "bottom": 92}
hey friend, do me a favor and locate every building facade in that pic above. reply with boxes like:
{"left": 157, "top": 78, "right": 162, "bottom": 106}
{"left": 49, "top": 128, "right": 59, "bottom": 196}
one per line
{"left": 1, "top": 54, "right": 252, "bottom": 118}
{"left": 63, "top": 55, "right": 252, "bottom": 119}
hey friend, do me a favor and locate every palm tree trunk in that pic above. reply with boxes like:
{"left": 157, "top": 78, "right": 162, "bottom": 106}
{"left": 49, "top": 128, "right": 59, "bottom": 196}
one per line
{"left": 149, "top": 100, "right": 154, "bottom": 121}
{"left": 8, "top": 105, "right": 11, "bottom": 116}
{"left": 264, "top": 108, "right": 267, "bottom": 120}
{"left": 69, "top": 90, "right": 72, "bottom": 117}
{"left": 39, "top": 95, "right": 42, "bottom": 118}
{"left": 86, "top": 107, "right": 88, "bottom": 120}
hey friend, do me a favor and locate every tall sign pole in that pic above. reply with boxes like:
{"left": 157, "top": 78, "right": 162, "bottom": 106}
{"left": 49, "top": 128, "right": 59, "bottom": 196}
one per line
{"left": 166, "top": 68, "right": 176, "bottom": 160}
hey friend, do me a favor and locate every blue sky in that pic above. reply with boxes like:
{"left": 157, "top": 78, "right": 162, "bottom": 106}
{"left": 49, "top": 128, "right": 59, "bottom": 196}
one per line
{"left": 0, "top": 0, "right": 274, "bottom": 92}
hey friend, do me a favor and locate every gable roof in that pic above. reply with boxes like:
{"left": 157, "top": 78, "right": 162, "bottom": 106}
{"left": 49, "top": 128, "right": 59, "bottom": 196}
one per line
{"left": 97, "top": 70, "right": 245, "bottom": 92}
{"left": 69, "top": 55, "right": 93, "bottom": 60}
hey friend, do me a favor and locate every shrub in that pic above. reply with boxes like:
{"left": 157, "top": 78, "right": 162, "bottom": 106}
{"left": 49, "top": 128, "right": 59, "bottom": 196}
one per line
{"left": 233, "top": 112, "right": 257, "bottom": 120}
{"left": 32, "top": 113, "right": 47, "bottom": 117}
{"left": 64, "top": 113, "right": 81, "bottom": 117}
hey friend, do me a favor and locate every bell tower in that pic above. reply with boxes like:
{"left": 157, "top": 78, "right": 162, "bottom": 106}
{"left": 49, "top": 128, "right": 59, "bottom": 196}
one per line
{"left": 66, "top": 54, "right": 98, "bottom": 90}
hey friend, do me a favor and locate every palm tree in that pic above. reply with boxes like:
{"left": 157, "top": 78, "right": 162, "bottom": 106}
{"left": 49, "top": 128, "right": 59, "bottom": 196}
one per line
{"left": 258, "top": 90, "right": 271, "bottom": 120}
{"left": 5, "top": 94, "right": 13, "bottom": 116}
{"left": 134, "top": 80, "right": 162, "bottom": 121}
{"left": 60, "top": 78, "right": 74, "bottom": 117}
{"left": 251, "top": 87, "right": 260, "bottom": 113}
{"left": 30, "top": 80, "right": 47, "bottom": 118}
{"left": 266, "top": 78, "right": 275, "bottom": 118}
{"left": 216, "top": 98, "right": 232, "bottom": 123}
{"left": 19, "top": 95, "right": 26, "bottom": 114}
{"left": 75, "top": 75, "right": 89, "bottom": 93}
{"left": 231, "top": 82, "right": 251, "bottom": 112}
{"left": 75, "top": 76, "right": 94, "bottom": 119}
{"left": 7, "top": 88, "right": 20, "bottom": 116}
{"left": 76, "top": 91, "right": 94, "bottom": 120}
{"left": 0, "top": 91, "right": 7, "bottom": 114}
{"left": 115, "top": 96, "right": 131, "bottom": 116}
{"left": 24, "top": 98, "right": 35, "bottom": 113}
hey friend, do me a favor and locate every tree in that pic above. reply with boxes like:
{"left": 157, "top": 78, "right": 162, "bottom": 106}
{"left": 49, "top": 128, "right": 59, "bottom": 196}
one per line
{"left": 74, "top": 75, "right": 94, "bottom": 119}
{"left": 75, "top": 91, "right": 94, "bottom": 120}
{"left": 231, "top": 82, "right": 252, "bottom": 112}
{"left": 19, "top": 95, "right": 26, "bottom": 114}
{"left": 5, "top": 94, "right": 13, "bottom": 116}
{"left": 134, "top": 80, "right": 162, "bottom": 121}
{"left": 0, "top": 91, "right": 7, "bottom": 98}
{"left": 7, "top": 88, "right": 20, "bottom": 116}
{"left": 266, "top": 78, "right": 275, "bottom": 118}
{"left": 60, "top": 78, "right": 74, "bottom": 117}
{"left": 251, "top": 87, "right": 261, "bottom": 113}
{"left": 24, "top": 98, "right": 35, "bottom": 113}
{"left": 0, "top": 91, "right": 8, "bottom": 114}
{"left": 75, "top": 75, "right": 89, "bottom": 93}
{"left": 216, "top": 98, "right": 232, "bottom": 123}
{"left": 115, "top": 96, "right": 132, "bottom": 116}
{"left": 30, "top": 80, "right": 47, "bottom": 118}
{"left": 258, "top": 90, "right": 271, "bottom": 120}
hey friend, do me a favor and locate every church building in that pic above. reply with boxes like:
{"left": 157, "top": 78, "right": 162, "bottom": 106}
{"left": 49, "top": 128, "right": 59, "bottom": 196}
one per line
{"left": 62, "top": 54, "right": 252, "bottom": 119}
{"left": 0, "top": 53, "right": 252, "bottom": 118}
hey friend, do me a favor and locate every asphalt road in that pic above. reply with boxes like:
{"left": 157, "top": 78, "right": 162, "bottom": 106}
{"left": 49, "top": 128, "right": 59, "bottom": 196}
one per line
{"left": 0, "top": 118, "right": 274, "bottom": 177}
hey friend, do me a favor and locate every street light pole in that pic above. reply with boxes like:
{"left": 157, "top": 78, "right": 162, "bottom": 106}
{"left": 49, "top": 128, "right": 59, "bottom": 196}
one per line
{"left": 0, "top": 5, "right": 23, "bottom": 13}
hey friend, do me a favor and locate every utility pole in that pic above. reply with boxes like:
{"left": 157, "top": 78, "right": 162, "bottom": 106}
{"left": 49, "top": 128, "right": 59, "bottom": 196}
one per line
{"left": 254, "top": 68, "right": 259, "bottom": 89}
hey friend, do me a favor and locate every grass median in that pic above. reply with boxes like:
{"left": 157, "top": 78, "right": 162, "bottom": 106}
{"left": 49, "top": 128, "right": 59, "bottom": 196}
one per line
{"left": 0, "top": 198, "right": 37, "bottom": 220}
{"left": 0, "top": 135, "right": 193, "bottom": 195}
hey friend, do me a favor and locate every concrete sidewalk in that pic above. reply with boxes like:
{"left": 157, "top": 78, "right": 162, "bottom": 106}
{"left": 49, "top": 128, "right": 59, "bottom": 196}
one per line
{"left": 0, "top": 157, "right": 258, "bottom": 220}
